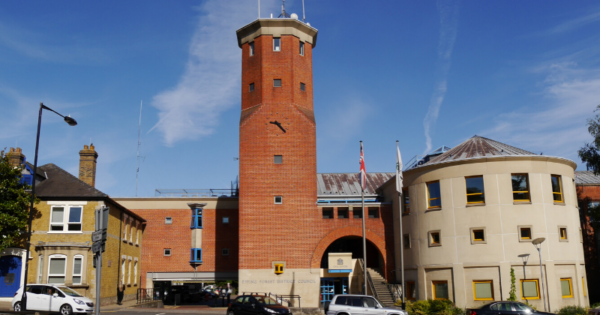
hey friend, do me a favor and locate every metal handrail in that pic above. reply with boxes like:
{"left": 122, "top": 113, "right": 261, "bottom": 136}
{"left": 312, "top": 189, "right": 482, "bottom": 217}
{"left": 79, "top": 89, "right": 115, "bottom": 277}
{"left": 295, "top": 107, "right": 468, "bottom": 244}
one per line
{"left": 358, "top": 259, "right": 379, "bottom": 301}
{"left": 387, "top": 284, "right": 402, "bottom": 304}
{"left": 137, "top": 288, "right": 156, "bottom": 304}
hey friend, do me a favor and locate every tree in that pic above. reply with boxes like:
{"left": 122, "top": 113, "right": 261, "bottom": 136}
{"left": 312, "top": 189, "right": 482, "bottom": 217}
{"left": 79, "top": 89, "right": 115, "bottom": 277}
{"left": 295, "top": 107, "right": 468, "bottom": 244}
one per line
{"left": 0, "top": 149, "right": 33, "bottom": 252}
{"left": 579, "top": 105, "right": 600, "bottom": 175}
{"left": 508, "top": 268, "right": 517, "bottom": 301}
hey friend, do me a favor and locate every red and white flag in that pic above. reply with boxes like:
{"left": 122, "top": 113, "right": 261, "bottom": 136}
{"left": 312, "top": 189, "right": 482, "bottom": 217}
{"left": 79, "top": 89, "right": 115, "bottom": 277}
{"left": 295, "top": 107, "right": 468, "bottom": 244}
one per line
{"left": 359, "top": 142, "right": 366, "bottom": 191}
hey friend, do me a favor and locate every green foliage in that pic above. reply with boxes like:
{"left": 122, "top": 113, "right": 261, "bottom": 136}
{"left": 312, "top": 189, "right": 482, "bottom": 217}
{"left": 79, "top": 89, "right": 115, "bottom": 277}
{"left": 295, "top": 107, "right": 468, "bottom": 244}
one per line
{"left": 508, "top": 268, "right": 517, "bottom": 301}
{"left": 404, "top": 299, "right": 464, "bottom": 315}
{"left": 557, "top": 306, "right": 587, "bottom": 315}
{"left": 591, "top": 302, "right": 600, "bottom": 309}
{"left": 0, "top": 149, "right": 34, "bottom": 252}
{"left": 523, "top": 301, "right": 537, "bottom": 311}
{"left": 580, "top": 105, "right": 600, "bottom": 175}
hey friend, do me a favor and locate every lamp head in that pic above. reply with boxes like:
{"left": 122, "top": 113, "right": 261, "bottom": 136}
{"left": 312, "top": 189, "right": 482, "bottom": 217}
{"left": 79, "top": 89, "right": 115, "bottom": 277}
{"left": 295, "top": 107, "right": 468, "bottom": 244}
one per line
{"left": 64, "top": 115, "right": 77, "bottom": 126}
{"left": 532, "top": 237, "right": 545, "bottom": 246}
{"left": 518, "top": 253, "right": 530, "bottom": 263}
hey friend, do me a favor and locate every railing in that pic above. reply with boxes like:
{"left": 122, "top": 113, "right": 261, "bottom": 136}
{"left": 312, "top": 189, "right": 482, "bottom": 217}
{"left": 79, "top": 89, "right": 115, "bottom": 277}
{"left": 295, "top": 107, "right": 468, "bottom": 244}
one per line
{"left": 154, "top": 188, "right": 238, "bottom": 198}
{"left": 358, "top": 259, "right": 379, "bottom": 301}
{"left": 387, "top": 284, "right": 402, "bottom": 304}
{"left": 242, "top": 292, "right": 302, "bottom": 312}
{"left": 137, "top": 288, "right": 156, "bottom": 304}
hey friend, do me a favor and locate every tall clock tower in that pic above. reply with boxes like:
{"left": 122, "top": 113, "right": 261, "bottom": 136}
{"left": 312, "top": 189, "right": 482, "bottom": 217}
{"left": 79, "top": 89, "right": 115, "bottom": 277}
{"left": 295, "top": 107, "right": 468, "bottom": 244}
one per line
{"left": 236, "top": 18, "right": 319, "bottom": 298}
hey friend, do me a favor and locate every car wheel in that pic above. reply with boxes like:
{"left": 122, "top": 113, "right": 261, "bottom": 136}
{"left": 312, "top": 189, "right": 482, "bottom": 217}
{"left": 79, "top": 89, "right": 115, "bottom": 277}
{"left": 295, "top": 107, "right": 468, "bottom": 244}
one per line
{"left": 228, "top": 310, "right": 235, "bottom": 315}
{"left": 60, "top": 304, "right": 73, "bottom": 315}
{"left": 14, "top": 302, "right": 22, "bottom": 312}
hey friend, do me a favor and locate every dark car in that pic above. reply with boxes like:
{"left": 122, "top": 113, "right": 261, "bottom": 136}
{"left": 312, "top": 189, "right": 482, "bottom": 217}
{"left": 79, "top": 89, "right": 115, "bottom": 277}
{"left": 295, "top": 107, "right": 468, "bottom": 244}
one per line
{"left": 227, "top": 295, "right": 291, "bottom": 315}
{"left": 467, "top": 301, "right": 555, "bottom": 315}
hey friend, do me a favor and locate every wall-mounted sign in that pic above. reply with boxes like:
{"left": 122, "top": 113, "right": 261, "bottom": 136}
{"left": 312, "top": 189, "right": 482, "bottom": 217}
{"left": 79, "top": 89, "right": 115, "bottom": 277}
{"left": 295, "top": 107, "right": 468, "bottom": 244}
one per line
{"left": 328, "top": 252, "right": 353, "bottom": 273}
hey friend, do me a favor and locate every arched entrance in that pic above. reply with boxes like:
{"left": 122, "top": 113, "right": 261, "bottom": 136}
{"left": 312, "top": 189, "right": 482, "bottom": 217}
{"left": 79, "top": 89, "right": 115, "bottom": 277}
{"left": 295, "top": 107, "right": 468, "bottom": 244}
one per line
{"left": 320, "top": 236, "right": 384, "bottom": 271}
{"left": 0, "top": 255, "right": 22, "bottom": 297}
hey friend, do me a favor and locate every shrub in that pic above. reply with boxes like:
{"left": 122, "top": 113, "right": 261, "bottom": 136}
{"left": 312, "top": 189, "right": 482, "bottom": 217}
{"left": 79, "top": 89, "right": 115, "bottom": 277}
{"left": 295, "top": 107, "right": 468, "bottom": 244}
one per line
{"left": 557, "top": 306, "right": 587, "bottom": 315}
{"left": 404, "top": 299, "right": 464, "bottom": 315}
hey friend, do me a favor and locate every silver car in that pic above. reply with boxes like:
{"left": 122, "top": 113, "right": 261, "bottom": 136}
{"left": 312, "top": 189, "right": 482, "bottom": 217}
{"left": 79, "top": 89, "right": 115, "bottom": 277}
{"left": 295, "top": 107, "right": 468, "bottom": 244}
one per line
{"left": 325, "top": 294, "right": 407, "bottom": 315}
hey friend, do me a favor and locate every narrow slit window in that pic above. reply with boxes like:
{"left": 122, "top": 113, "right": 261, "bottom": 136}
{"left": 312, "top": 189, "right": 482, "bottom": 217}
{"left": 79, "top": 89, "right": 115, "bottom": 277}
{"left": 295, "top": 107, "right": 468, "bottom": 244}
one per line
{"left": 466, "top": 176, "right": 485, "bottom": 204}
{"left": 512, "top": 174, "right": 530, "bottom": 202}
{"left": 249, "top": 41, "right": 255, "bottom": 56}
{"left": 72, "top": 256, "right": 83, "bottom": 285}
{"left": 559, "top": 227, "right": 568, "bottom": 241}
{"left": 427, "top": 181, "right": 441, "bottom": 208}
{"left": 273, "top": 79, "right": 282, "bottom": 87}
{"left": 249, "top": 83, "right": 255, "bottom": 92}
{"left": 300, "top": 82, "right": 306, "bottom": 91}
{"left": 403, "top": 234, "right": 410, "bottom": 249}
{"left": 551, "top": 175, "right": 563, "bottom": 202}
{"left": 299, "top": 41, "right": 304, "bottom": 55}
{"left": 273, "top": 37, "right": 281, "bottom": 51}
{"left": 402, "top": 188, "right": 410, "bottom": 214}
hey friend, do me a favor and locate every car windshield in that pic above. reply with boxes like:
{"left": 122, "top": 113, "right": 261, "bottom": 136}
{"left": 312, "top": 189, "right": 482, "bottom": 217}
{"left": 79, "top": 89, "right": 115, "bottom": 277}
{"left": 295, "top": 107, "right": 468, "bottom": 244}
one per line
{"left": 255, "top": 297, "right": 278, "bottom": 305}
{"left": 513, "top": 303, "right": 533, "bottom": 313}
{"left": 57, "top": 287, "right": 83, "bottom": 297}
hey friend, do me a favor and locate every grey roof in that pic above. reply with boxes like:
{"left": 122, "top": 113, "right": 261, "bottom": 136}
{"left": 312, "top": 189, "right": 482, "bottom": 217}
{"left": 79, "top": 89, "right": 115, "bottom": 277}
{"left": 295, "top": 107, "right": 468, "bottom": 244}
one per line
{"left": 422, "top": 136, "right": 537, "bottom": 167}
{"left": 317, "top": 173, "right": 394, "bottom": 196}
{"left": 35, "top": 163, "right": 108, "bottom": 198}
{"left": 575, "top": 171, "right": 600, "bottom": 185}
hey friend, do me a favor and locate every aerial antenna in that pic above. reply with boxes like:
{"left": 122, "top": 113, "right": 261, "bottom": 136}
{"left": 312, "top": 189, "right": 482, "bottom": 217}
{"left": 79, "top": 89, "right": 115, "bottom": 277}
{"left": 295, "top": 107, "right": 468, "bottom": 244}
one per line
{"left": 278, "top": 0, "right": 290, "bottom": 18}
{"left": 302, "top": 0, "right": 305, "bottom": 22}
{"left": 258, "top": 0, "right": 260, "bottom": 19}
{"left": 135, "top": 100, "right": 144, "bottom": 197}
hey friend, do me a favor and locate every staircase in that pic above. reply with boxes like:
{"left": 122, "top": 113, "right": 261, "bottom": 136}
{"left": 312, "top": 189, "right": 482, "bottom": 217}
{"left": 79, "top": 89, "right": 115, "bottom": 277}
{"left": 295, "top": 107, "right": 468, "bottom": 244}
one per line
{"left": 367, "top": 268, "right": 396, "bottom": 307}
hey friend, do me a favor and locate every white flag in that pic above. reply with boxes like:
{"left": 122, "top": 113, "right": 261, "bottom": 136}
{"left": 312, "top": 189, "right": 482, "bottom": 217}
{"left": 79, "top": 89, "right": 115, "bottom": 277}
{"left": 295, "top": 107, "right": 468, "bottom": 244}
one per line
{"left": 396, "top": 142, "right": 403, "bottom": 193}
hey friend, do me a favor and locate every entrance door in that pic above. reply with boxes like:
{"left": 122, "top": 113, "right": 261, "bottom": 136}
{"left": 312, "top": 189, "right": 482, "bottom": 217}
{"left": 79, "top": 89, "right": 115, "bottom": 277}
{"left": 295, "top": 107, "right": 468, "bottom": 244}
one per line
{"left": 321, "top": 278, "right": 335, "bottom": 308}
{"left": 0, "top": 255, "right": 22, "bottom": 297}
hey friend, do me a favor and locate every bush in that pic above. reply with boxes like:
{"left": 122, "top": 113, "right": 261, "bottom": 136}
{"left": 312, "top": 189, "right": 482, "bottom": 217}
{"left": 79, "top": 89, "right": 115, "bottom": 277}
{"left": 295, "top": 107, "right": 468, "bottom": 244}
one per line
{"left": 557, "top": 306, "right": 587, "bottom": 315}
{"left": 403, "top": 300, "right": 464, "bottom": 315}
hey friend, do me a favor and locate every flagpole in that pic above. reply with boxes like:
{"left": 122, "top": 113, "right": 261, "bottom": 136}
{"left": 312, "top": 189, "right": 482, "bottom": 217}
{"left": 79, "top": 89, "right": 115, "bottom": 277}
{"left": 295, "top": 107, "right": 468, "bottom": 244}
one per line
{"left": 397, "top": 140, "right": 406, "bottom": 310}
{"left": 361, "top": 141, "right": 367, "bottom": 295}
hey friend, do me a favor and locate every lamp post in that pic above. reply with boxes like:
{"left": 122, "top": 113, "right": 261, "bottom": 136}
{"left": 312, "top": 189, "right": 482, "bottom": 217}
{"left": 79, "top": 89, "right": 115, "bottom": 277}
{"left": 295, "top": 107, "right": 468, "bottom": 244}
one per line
{"left": 21, "top": 103, "right": 77, "bottom": 311}
{"left": 518, "top": 253, "right": 530, "bottom": 279}
{"left": 532, "top": 238, "right": 547, "bottom": 312}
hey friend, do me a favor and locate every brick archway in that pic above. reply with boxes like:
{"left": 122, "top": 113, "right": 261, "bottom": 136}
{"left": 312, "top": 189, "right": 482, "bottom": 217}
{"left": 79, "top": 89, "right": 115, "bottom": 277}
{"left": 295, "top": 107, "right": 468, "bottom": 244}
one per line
{"left": 311, "top": 227, "right": 388, "bottom": 277}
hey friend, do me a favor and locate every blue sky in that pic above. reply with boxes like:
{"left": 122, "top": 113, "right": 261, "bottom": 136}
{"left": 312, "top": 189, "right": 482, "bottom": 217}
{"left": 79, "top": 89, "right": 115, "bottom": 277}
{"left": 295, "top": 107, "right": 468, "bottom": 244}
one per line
{"left": 1, "top": 1, "right": 599, "bottom": 197}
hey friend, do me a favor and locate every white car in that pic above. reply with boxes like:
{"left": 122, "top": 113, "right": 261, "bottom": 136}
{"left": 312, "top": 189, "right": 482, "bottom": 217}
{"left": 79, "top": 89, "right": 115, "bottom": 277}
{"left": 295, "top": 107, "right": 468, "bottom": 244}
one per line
{"left": 12, "top": 284, "right": 94, "bottom": 315}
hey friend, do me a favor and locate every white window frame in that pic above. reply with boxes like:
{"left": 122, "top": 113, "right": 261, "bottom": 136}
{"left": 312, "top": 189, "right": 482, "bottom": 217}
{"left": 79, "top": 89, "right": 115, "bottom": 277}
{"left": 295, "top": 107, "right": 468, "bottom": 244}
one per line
{"left": 273, "top": 37, "right": 281, "bottom": 51}
{"left": 47, "top": 254, "right": 67, "bottom": 284}
{"left": 37, "top": 255, "right": 44, "bottom": 284}
{"left": 127, "top": 257, "right": 132, "bottom": 285}
{"left": 164, "top": 249, "right": 171, "bottom": 256}
{"left": 129, "top": 219, "right": 134, "bottom": 243}
{"left": 48, "top": 203, "right": 85, "bottom": 233}
{"left": 121, "top": 257, "right": 126, "bottom": 284}
{"left": 165, "top": 217, "right": 172, "bottom": 225}
{"left": 134, "top": 259, "right": 138, "bottom": 285}
{"left": 123, "top": 214, "right": 129, "bottom": 240}
{"left": 72, "top": 255, "right": 84, "bottom": 285}
{"left": 249, "top": 41, "right": 255, "bottom": 56}
{"left": 299, "top": 41, "right": 304, "bottom": 56}
{"left": 275, "top": 196, "right": 283, "bottom": 204}
{"left": 136, "top": 222, "right": 140, "bottom": 245}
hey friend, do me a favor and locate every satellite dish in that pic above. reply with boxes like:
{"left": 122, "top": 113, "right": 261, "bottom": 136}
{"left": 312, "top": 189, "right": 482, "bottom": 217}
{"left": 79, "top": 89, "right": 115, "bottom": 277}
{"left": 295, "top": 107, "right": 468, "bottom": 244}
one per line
{"left": 290, "top": 13, "right": 298, "bottom": 20}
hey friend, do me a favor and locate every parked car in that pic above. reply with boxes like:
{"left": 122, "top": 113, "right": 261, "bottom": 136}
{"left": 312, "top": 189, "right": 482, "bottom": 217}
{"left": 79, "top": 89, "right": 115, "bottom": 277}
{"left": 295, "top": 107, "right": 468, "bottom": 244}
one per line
{"left": 227, "top": 294, "right": 291, "bottom": 315}
{"left": 12, "top": 284, "right": 94, "bottom": 315}
{"left": 325, "top": 294, "right": 407, "bottom": 315}
{"left": 467, "top": 301, "right": 555, "bottom": 315}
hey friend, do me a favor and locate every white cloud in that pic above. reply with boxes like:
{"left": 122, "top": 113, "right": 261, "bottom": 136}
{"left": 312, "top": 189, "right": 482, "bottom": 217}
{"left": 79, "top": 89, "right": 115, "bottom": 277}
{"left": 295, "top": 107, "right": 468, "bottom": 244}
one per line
{"left": 423, "top": 0, "right": 460, "bottom": 154}
{"left": 148, "top": 0, "right": 279, "bottom": 146}
{"left": 546, "top": 7, "right": 600, "bottom": 35}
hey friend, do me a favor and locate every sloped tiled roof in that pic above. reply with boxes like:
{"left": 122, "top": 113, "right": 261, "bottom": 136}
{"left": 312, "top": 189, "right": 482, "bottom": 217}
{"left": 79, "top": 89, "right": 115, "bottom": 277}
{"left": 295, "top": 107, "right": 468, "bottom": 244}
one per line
{"left": 422, "top": 136, "right": 537, "bottom": 167}
{"left": 576, "top": 171, "right": 600, "bottom": 185}
{"left": 317, "top": 173, "right": 394, "bottom": 196}
{"left": 35, "top": 163, "right": 108, "bottom": 198}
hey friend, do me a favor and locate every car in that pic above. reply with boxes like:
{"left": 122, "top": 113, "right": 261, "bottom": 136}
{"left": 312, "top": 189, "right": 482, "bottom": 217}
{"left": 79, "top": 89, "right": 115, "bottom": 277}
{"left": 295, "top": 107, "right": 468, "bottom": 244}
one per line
{"left": 227, "top": 294, "right": 292, "bottom": 315}
{"left": 467, "top": 301, "right": 555, "bottom": 315}
{"left": 325, "top": 294, "right": 407, "bottom": 315}
{"left": 589, "top": 305, "right": 600, "bottom": 315}
{"left": 12, "top": 284, "right": 94, "bottom": 315}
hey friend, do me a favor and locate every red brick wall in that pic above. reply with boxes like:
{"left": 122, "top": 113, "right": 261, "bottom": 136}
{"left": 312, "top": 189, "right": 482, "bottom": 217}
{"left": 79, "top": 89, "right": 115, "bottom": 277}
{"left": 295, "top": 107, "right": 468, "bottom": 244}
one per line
{"left": 131, "top": 208, "right": 239, "bottom": 288}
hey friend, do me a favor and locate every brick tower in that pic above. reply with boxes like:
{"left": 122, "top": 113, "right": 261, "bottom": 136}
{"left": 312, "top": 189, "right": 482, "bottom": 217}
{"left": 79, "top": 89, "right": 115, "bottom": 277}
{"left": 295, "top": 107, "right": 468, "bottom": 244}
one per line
{"left": 236, "top": 18, "right": 319, "bottom": 296}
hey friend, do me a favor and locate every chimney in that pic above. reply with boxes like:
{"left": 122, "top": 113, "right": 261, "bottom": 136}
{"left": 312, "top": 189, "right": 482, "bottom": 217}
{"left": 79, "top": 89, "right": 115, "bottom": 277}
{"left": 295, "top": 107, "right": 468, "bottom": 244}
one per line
{"left": 79, "top": 144, "right": 98, "bottom": 187}
{"left": 8, "top": 147, "right": 25, "bottom": 167}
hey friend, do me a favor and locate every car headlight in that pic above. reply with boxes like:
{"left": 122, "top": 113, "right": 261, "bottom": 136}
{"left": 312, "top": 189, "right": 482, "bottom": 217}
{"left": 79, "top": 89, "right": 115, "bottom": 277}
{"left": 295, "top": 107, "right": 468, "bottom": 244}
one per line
{"left": 73, "top": 299, "right": 85, "bottom": 305}
{"left": 265, "top": 308, "right": 278, "bottom": 314}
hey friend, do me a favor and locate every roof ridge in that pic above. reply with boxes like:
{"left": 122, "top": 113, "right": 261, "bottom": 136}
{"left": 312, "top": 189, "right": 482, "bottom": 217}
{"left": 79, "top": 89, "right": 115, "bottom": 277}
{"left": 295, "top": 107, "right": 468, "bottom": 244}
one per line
{"left": 39, "top": 163, "right": 108, "bottom": 197}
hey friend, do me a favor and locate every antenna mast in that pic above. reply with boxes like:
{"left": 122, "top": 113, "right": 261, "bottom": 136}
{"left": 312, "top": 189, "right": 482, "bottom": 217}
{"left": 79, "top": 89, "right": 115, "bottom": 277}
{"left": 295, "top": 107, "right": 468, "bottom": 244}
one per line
{"left": 136, "top": 100, "right": 143, "bottom": 197}
{"left": 302, "top": 0, "right": 305, "bottom": 22}
{"left": 278, "top": 0, "right": 290, "bottom": 18}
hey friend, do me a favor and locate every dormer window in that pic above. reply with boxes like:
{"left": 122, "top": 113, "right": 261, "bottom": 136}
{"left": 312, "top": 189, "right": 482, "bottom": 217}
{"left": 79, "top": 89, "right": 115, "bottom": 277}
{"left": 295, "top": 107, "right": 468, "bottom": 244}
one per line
{"left": 273, "top": 38, "right": 281, "bottom": 51}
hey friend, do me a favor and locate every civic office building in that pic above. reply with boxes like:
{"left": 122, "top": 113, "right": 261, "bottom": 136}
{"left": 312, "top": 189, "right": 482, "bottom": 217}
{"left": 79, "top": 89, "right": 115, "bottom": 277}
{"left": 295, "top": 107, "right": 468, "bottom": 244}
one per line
{"left": 113, "top": 15, "right": 590, "bottom": 310}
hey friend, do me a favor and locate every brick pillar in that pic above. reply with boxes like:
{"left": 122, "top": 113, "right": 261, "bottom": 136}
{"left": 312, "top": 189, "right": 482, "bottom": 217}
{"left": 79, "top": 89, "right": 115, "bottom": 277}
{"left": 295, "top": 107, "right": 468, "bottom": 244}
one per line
{"left": 7, "top": 147, "right": 25, "bottom": 167}
{"left": 79, "top": 144, "right": 98, "bottom": 187}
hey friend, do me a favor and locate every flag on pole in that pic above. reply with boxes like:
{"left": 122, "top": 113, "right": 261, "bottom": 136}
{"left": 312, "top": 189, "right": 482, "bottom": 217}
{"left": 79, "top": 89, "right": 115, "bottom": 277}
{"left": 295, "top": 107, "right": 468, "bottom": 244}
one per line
{"left": 396, "top": 142, "right": 403, "bottom": 192}
{"left": 359, "top": 142, "right": 366, "bottom": 191}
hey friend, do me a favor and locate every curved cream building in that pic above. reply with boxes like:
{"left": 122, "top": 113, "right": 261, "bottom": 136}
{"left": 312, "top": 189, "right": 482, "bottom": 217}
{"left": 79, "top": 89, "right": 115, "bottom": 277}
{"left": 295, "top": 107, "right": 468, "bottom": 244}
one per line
{"left": 382, "top": 136, "right": 588, "bottom": 310}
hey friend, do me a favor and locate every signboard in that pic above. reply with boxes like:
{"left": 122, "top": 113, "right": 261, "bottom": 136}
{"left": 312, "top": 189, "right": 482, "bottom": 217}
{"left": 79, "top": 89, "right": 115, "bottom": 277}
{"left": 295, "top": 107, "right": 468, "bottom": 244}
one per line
{"left": 95, "top": 207, "right": 109, "bottom": 232}
{"left": 328, "top": 252, "right": 353, "bottom": 273}
{"left": 92, "top": 230, "right": 107, "bottom": 242}
{"left": 92, "top": 242, "right": 102, "bottom": 253}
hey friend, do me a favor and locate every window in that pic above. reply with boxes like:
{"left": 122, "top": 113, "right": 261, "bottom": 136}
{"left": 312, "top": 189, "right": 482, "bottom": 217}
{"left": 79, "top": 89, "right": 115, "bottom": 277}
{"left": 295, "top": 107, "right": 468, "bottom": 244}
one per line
{"left": 273, "top": 79, "right": 282, "bottom": 87}
{"left": 338, "top": 208, "right": 349, "bottom": 219}
{"left": 353, "top": 208, "right": 363, "bottom": 219}
{"left": 473, "top": 280, "right": 493, "bottom": 300}
{"left": 72, "top": 256, "right": 83, "bottom": 285}
{"left": 164, "top": 249, "right": 171, "bottom": 256}
{"left": 48, "top": 255, "right": 67, "bottom": 284}
{"left": 432, "top": 281, "right": 448, "bottom": 300}
{"left": 274, "top": 263, "right": 284, "bottom": 274}
{"left": 127, "top": 258, "right": 132, "bottom": 285}
{"left": 136, "top": 222, "right": 140, "bottom": 245}
{"left": 402, "top": 188, "right": 410, "bottom": 214}
{"left": 274, "top": 196, "right": 282, "bottom": 204}
{"left": 274, "top": 155, "right": 283, "bottom": 164}
{"left": 121, "top": 258, "right": 126, "bottom": 284}
{"left": 273, "top": 37, "right": 281, "bottom": 51}
{"left": 134, "top": 260, "right": 138, "bottom": 285}
{"left": 222, "top": 248, "right": 230, "bottom": 256}
{"left": 223, "top": 216, "right": 230, "bottom": 224}
{"left": 406, "top": 281, "right": 416, "bottom": 300}
{"left": 249, "top": 41, "right": 255, "bottom": 56}
{"left": 512, "top": 174, "right": 530, "bottom": 202}
{"left": 37, "top": 255, "right": 43, "bottom": 284}
{"left": 300, "top": 83, "right": 306, "bottom": 91}
{"left": 190, "top": 248, "right": 202, "bottom": 263}
{"left": 299, "top": 41, "right": 304, "bottom": 55}
{"left": 249, "top": 83, "right": 255, "bottom": 92}
{"left": 559, "top": 226, "right": 568, "bottom": 241}
{"left": 191, "top": 208, "right": 203, "bottom": 229}
{"left": 129, "top": 219, "right": 134, "bottom": 242}
{"left": 583, "top": 277, "right": 587, "bottom": 297}
{"left": 519, "top": 226, "right": 532, "bottom": 241}
{"left": 123, "top": 215, "right": 128, "bottom": 239}
{"left": 551, "top": 175, "right": 563, "bottom": 202}
{"left": 471, "top": 228, "right": 486, "bottom": 244}
{"left": 50, "top": 206, "right": 82, "bottom": 232}
{"left": 429, "top": 231, "right": 441, "bottom": 247}
{"left": 561, "top": 278, "right": 573, "bottom": 298}
{"left": 466, "top": 176, "right": 485, "bottom": 204}
{"left": 521, "top": 279, "right": 540, "bottom": 299}
{"left": 403, "top": 234, "right": 411, "bottom": 249}
{"left": 427, "top": 181, "right": 441, "bottom": 209}
{"left": 165, "top": 217, "right": 172, "bottom": 225}
{"left": 368, "top": 207, "right": 379, "bottom": 218}
{"left": 322, "top": 208, "right": 333, "bottom": 219}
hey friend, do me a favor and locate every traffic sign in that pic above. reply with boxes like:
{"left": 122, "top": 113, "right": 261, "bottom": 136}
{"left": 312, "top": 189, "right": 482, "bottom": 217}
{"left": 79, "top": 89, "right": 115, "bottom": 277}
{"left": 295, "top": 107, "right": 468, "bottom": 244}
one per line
{"left": 92, "top": 242, "right": 102, "bottom": 253}
{"left": 92, "top": 230, "right": 107, "bottom": 242}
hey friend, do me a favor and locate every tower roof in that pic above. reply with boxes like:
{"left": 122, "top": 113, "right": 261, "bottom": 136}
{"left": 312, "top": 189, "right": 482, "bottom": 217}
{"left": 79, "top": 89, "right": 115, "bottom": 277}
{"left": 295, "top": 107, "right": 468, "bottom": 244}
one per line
{"left": 236, "top": 18, "right": 318, "bottom": 48}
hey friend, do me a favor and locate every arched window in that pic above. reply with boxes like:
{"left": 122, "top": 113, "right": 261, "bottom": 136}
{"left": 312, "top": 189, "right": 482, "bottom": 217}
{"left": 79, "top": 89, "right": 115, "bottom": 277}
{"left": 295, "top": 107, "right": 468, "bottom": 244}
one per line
{"left": 72, "top": 255, "right": 83, "bottom": 284}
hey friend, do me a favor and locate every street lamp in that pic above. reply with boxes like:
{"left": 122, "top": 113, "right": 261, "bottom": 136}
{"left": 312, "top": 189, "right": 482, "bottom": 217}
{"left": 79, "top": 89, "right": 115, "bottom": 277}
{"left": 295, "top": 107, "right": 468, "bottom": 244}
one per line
{"left": 21, "top": 103, "right": 77, "bottom": 311}
{"left": 532, "top": 238, "right": 547, "bottom": 312}
{"left": 518, "top": 253, "right": 530, "bottom": 279}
